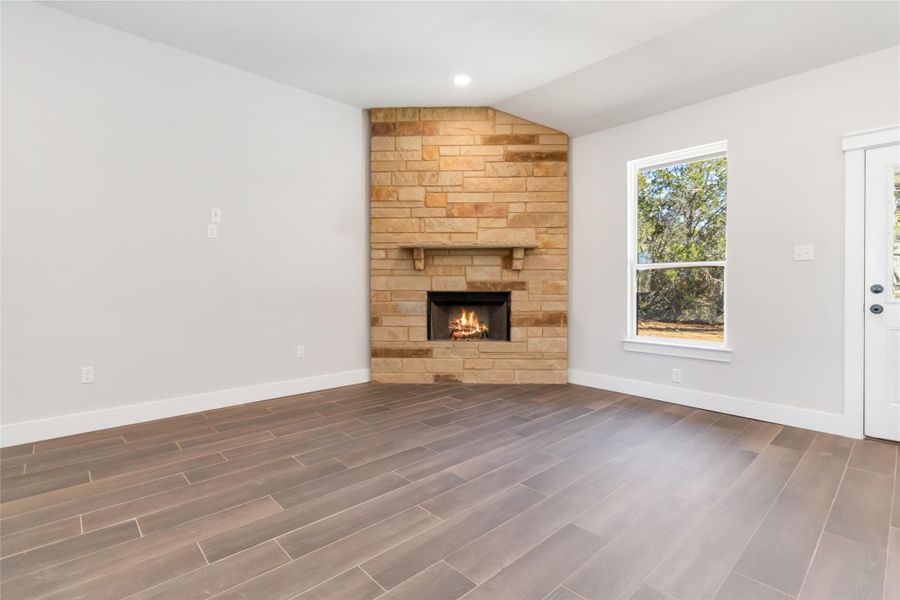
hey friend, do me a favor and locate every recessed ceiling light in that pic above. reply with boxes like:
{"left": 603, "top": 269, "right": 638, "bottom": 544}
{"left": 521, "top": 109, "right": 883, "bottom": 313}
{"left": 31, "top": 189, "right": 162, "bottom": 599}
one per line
{"left": 453, "top": 74, "right": 471, "bottom": 86}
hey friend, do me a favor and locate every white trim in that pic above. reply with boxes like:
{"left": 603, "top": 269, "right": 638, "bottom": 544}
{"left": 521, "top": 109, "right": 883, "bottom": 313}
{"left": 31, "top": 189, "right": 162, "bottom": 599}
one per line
{"left": 843, "top": 145, "right": 866, "bottom": 439}
{"left": 0, "top": 369, "right": 371, "bottom": 447}
{"left": 626, "top": 140, "right": 729, "bottom": 352}
{"left": 635, "top": 261, "right": 726, "bottom": 271}
{"left": 629, "top": 140, "right": 729, "bottom": 172}
{"left": 841, "top": 127, "right": 899, "bottom": 440}
{"left": 842, "top": 126, "right": 900, "bottom": 151}
{"left": 622, "top": 338, "right": 732, "bottom": 362}
{"left": 569, "top": 369, "right": 859, "bottom": 438}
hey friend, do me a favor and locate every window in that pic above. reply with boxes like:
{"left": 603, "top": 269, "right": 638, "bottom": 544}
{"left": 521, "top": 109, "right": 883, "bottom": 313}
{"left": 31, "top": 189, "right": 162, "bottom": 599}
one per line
{"left": 625, "top": 141, "right": 730, "bottom": 361}
{"left": 893, "top": 168, "right": 899, "bottom": 298}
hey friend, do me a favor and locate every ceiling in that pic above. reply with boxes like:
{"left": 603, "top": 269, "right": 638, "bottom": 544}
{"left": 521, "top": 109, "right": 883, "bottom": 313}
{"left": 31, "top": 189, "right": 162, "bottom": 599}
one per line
{"left": 498, "top": 1, "right": 900, "bottom": 135}
{"left": 44, "top": 1, "right": 900, "bottom": 136}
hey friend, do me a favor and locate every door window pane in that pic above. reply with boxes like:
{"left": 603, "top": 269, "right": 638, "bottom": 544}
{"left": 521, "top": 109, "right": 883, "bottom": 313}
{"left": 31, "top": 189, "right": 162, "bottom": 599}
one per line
{"left": 636, "top": 266, "right": 724, "bottom": 342}
{"left": 893, "top": 169, "right": 899, "bottom": 298}
{"left": 637, "top": 156, "right": 727, "bottom": 264}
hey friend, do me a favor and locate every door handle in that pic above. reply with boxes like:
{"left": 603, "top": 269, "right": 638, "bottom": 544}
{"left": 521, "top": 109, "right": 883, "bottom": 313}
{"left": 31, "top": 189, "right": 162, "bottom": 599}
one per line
{"left": 871, "top": 304, "right": 884, "bottom": 314}
{"left": 871, "top": 284, "right": 885, "bottom": 294}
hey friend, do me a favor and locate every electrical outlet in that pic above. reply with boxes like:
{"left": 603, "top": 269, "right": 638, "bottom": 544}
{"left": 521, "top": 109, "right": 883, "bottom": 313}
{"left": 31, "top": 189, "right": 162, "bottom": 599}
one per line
{"left": 210, "top": 208, "right": 222, "bottom": 223}
{"left": 208, "top": 224, "right": 218, "bottom": 239}
{"left": 671, "top": 368, "right": 682, "bottom": 383}
{"left": 81, "top": 366, "right": 95, "bottom": 384}
{"left": 296, "top": 346, "right": 305, "bottom": 359}
{"left": 793, "top": 244, "right": 814, "bottom": 261}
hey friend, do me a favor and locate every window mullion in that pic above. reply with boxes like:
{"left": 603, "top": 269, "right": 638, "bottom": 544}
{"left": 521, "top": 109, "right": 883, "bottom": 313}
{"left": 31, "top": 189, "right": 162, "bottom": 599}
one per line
{"left": 635, "top": 261, "right": 726, "bottom": 271}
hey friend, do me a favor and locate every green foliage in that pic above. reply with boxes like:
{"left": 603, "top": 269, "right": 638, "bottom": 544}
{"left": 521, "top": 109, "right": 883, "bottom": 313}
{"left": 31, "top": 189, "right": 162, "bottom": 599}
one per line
{"left": 637, "top": 267, "right": 724, "bottom": 327}
{"left": 636, "top": 157, "right": 727, "bottom": 328}
{"left": 637, "top": 157, "right": 727, "bottom": 263}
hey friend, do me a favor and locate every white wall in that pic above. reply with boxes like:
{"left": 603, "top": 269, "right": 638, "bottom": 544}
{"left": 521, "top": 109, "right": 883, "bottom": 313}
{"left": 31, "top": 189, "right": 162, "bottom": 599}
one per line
{"left": 570, "top": 47, "right": 900, "bottom": 437}
{"left": 1, "top": 2, "right": 369, "bottom": 445}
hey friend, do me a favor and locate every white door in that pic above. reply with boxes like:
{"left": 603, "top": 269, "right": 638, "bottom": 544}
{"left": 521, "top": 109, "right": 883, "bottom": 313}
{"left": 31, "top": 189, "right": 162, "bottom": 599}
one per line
{"left": 864, "top": 143, "right": 900, "bottom": 441}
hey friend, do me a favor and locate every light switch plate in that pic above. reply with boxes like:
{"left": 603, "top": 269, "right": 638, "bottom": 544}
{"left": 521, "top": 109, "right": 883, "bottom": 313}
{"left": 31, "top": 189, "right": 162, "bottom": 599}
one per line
{"left": 793, "top": 245, "right": 814, "bottom": 261}
{"left": 210, "top": 208, "right": 222, "bottom": 223}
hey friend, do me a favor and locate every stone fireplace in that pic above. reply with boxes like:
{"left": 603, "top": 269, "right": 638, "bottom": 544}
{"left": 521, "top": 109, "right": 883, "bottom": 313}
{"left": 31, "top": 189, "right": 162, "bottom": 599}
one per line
{"left": 370, "top": 107, "right": 568, "bottom": 384}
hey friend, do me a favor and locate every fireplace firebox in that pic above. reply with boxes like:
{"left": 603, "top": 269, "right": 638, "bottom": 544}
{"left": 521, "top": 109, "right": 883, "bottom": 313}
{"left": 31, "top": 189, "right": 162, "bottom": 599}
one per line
{"left": 427, "top": 291, "right": 511, "bottom": 341}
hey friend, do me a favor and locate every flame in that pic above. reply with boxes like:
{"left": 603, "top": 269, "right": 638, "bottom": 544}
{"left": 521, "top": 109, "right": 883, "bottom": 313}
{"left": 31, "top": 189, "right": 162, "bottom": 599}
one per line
{"left": 450, "top": 307, "right": 488, "bottom": 340}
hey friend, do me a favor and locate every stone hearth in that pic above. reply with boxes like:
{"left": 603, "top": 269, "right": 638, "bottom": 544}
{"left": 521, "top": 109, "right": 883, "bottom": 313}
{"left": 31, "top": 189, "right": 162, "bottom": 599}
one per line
{"left": 370, "top": 107, "right": 568, "bottom": 384}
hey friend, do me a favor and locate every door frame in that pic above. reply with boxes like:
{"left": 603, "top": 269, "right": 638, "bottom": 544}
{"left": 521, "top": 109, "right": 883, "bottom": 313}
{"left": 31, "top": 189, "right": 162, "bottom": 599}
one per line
{"left": 842, "top": 125, "right": 900, "bottom": 439}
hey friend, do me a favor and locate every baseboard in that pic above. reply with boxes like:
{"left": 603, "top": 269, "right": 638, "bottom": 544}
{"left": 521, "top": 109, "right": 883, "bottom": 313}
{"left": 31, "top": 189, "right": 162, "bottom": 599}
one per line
{"left": 3, "top": 368, "right": 859, "bottom": 447}
{"left": 568, "top": 369, "right": 862, "bottom": 439}
{"left": 0, "top": 369, "right": 371, "bottom": 447}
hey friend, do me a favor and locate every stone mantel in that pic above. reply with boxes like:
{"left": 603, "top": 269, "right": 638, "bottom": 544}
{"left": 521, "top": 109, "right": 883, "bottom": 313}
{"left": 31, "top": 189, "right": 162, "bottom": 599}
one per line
{"left": 399, "top": 242, "right": 538, "bottom": 270}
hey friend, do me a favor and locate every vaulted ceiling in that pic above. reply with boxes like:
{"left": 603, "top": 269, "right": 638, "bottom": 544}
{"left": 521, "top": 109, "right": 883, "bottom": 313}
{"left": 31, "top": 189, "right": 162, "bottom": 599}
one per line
{"left": 45, "top": 1, "right": 900, "bottom": 136}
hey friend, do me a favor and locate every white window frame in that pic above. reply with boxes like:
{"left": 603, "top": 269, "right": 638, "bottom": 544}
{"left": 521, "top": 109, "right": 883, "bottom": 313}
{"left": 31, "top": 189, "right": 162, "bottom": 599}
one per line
{"left": 623, "top": 140, "right": 732, "bottom": 363}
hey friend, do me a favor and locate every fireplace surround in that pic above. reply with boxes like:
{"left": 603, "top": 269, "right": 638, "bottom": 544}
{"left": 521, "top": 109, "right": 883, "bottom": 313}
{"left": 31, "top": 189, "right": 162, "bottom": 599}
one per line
{"left": 370, "top": 106, "right": 568, "bottom": 384}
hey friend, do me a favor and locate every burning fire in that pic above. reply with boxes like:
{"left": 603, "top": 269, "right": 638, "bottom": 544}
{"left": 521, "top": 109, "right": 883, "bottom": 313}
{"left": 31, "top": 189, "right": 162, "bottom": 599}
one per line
{"left": 450, "top": 308, "right": 488, "bottom": 340}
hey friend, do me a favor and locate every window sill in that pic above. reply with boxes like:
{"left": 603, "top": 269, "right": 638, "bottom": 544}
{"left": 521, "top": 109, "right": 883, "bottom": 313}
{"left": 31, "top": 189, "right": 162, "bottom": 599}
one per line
{"left": 622, "top": 338, "right": 732, "bottom": 363}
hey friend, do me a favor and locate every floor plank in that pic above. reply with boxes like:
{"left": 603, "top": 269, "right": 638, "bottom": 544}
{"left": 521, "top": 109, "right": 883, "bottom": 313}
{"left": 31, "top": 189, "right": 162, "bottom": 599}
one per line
{"left": 421, "top": 451, "right": 559, "bottom": 519}
{"left": 885, "top": 528, "right": 900, "bottom": 600}
{"left": 785, "top": 433, "right": 853, "bottom": 499}
{"left": 1, "top": 497, "right": 280, "bottom": 600}
{"left": 0, "top": 520, "right": 141, "bottom": 581}
{"left": 80, "top": 458, "right": 299, "bottom": 532}
{"left": 127, "top": 541, "right": 290, "bottom": 600}
{"left": 446, "top": 475, "right": 619, "bottom": 584}
{"left": 375, "top": 561, "right": 475, "bottom": 600}
{"left": 564, "top": 494, "right": 702, "bottom": 600}
{"left": 462, "top": 524, "right": 604, "bottom": 600}
{"left": 41, "top": 542, "right": 207, "bottom": 600}
{"left": 732, "top": 488, "right": 833, "bottom": 596}
{"left": 645, "top": 444, "right": 805, "bottom": 600}
{"left": 214, "top": 507, "right": 439, "bottom": 600}
{"left": 201, "top": 472, "right": 407, "bottom": 563}
{"left": 2, "top": 473, "right": 189, "bottom": 536}
{"left": 294, "top": 567, "right": 384, "bottom": 600}
{"left": 0, "top": 515, "right": 81, "bottom": 558}
{"left": 714, "top": 573, "right": 794, "bottom": 600}
{"left": 276, "top": 470, "right": 464, "bottom": 559}
{"left": 798, "top": 532, "right": 887, "bottom": 600}
{"left": 361, "top": 485, "right": 544, "bottom": 590}
{"left": 825, "top": 467, "right": 893, "bottom": 550}
{"left": 849, "top": 440, "right": 898, "bottom": 477}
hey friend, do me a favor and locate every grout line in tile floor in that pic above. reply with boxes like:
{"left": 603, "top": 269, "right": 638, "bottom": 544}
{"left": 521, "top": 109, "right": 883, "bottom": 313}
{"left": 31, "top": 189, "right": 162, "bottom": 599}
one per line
{"left": 416, "top": 503, "right": 445, "bottom": 522}
{"left": 881, "top": 446, "right": 898, "bottom": 599}
{"left": 358, "top": 563, "right": 388, "bottom": 593}
{"left": 272, "top": 537, "right": 292, "bottom": 560}
{"left": 196, "top": 541, "right": 210, "bottom": 565}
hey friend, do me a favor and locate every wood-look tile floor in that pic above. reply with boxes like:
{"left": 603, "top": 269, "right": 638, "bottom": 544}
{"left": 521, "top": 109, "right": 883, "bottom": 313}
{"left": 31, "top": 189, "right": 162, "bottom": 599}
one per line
{"left": 0, "top": 383, "right": 897, "bottom": 600}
